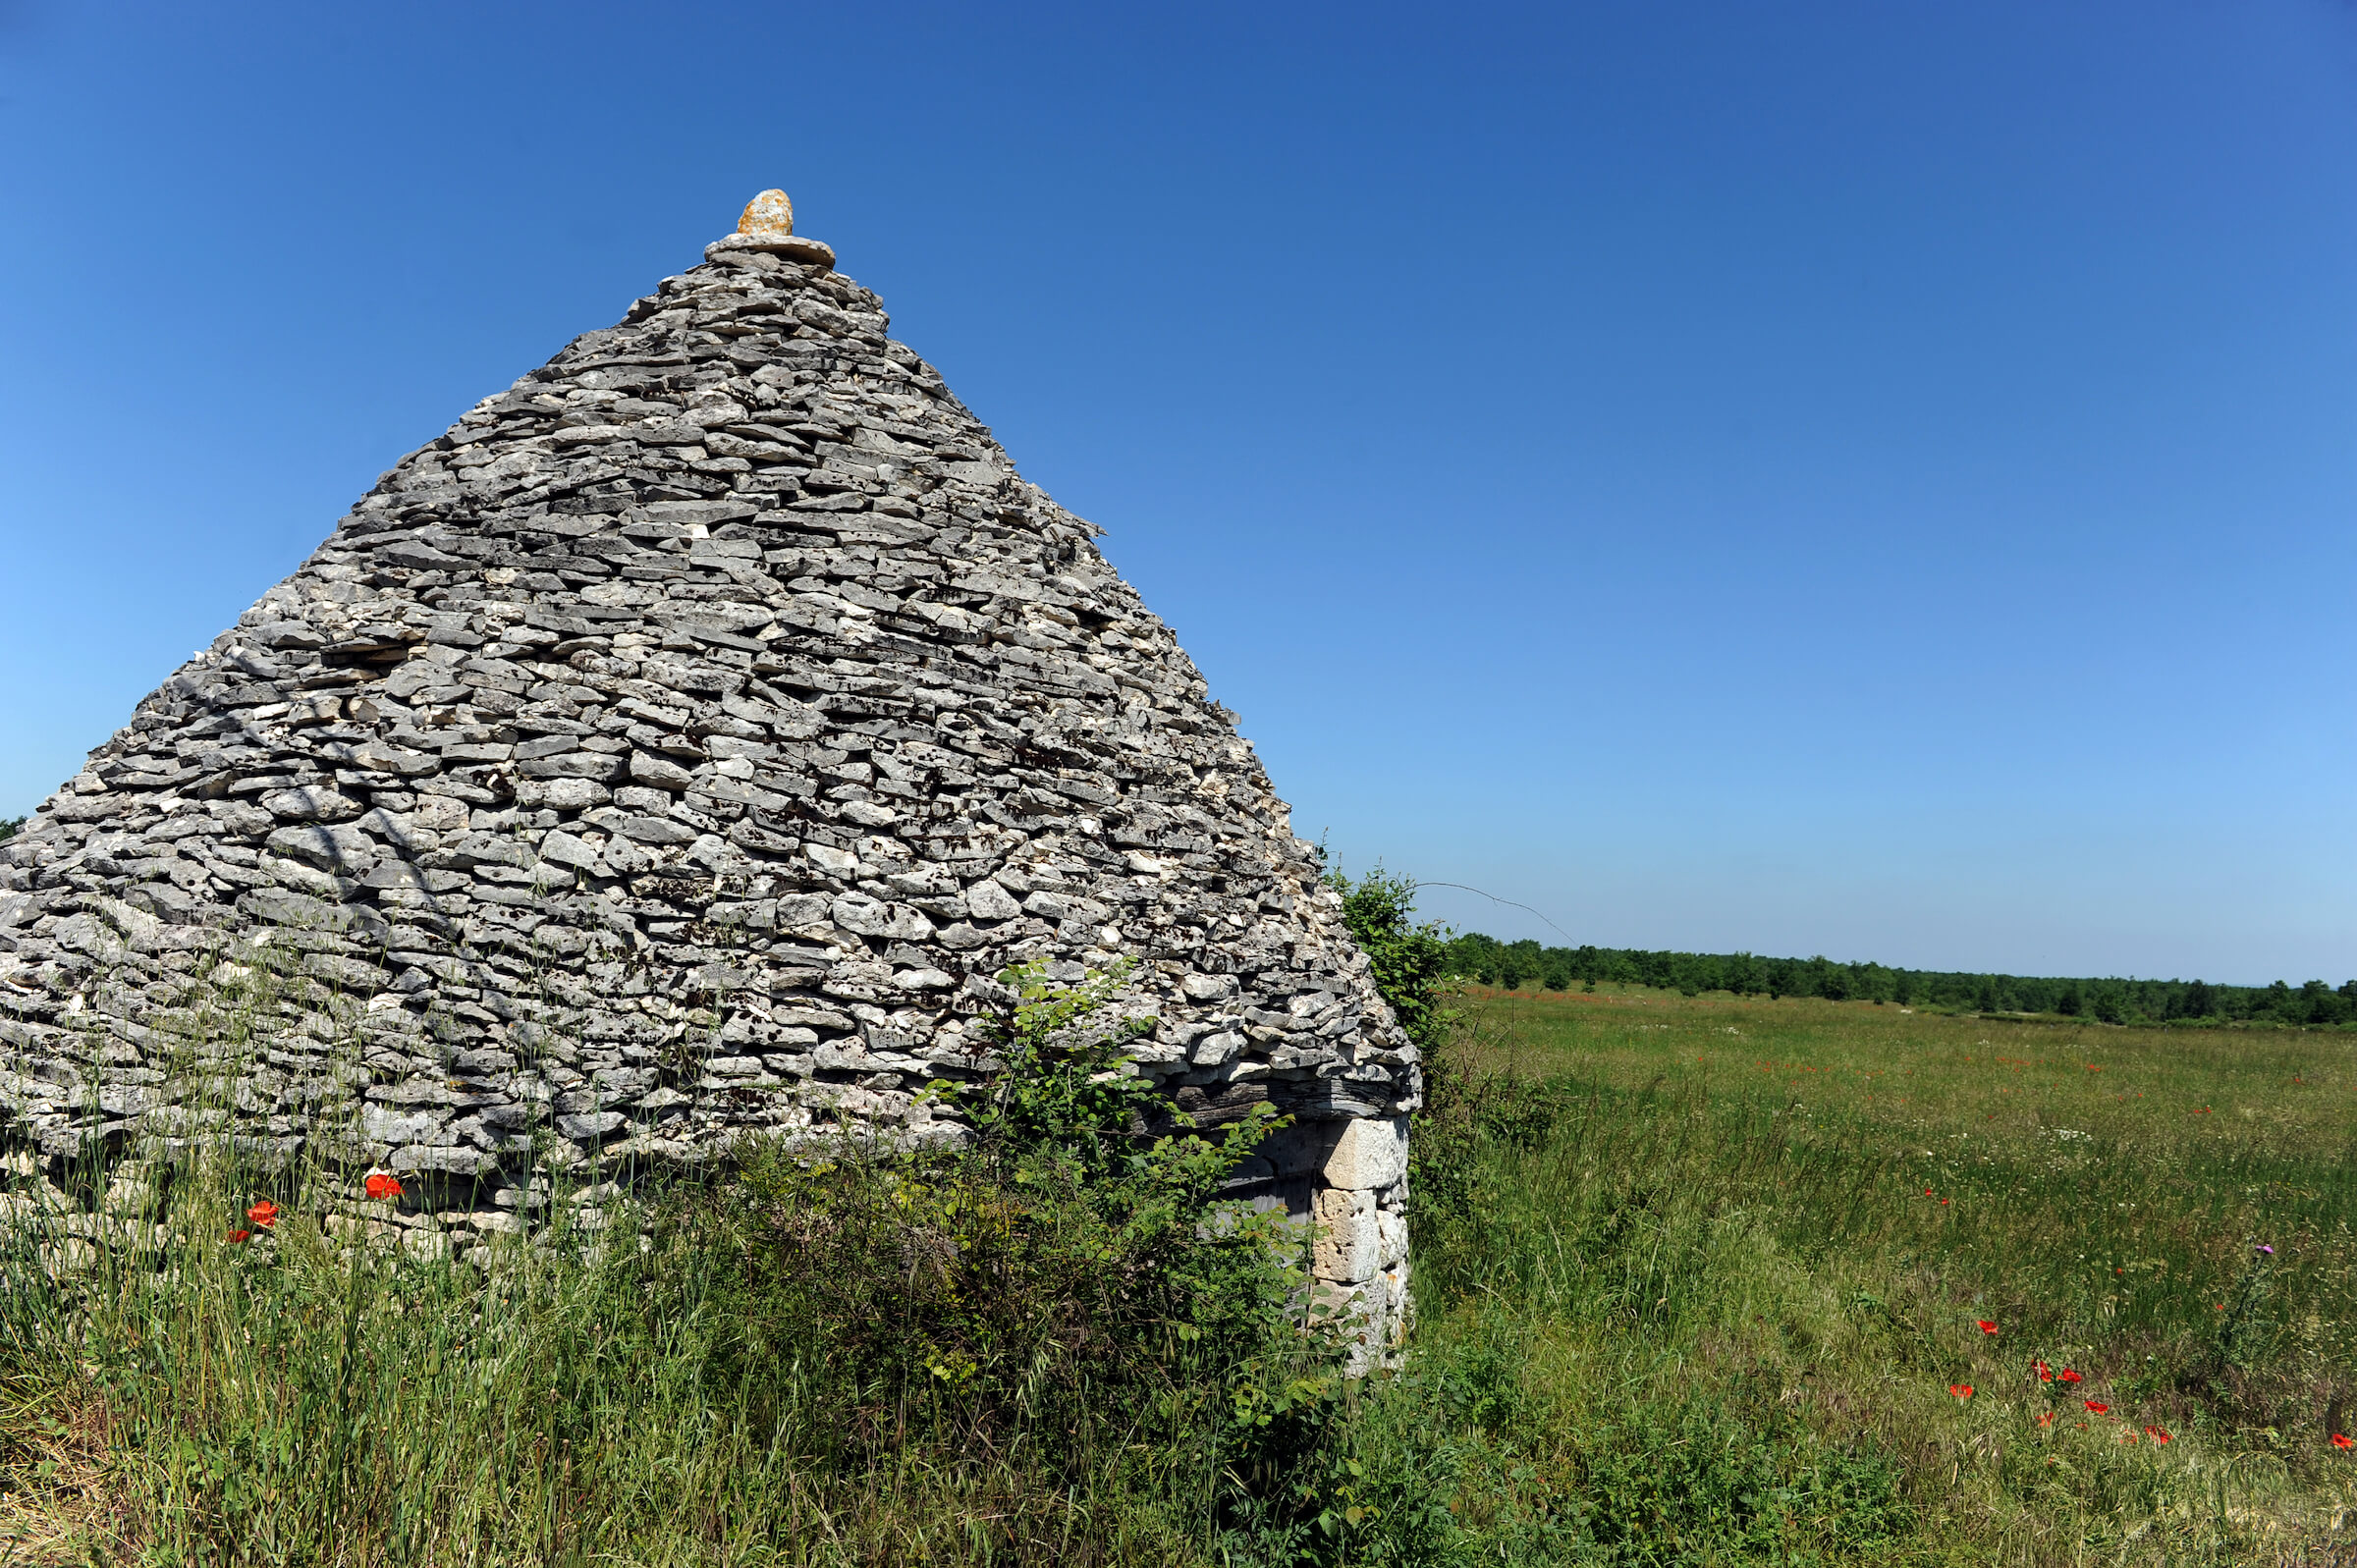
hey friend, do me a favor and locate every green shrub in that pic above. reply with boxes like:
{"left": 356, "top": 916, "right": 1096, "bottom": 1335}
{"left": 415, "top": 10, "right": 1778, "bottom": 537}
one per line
{"left": 696, "top": 959, "right": 1332, "bottom": 1497}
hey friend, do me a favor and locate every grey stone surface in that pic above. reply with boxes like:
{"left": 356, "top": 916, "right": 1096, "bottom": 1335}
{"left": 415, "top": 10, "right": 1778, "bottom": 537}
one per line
{"left": 0, "top": 202, "right": 1419, "bottom": 1345}
{"left": 1322, "top": 1113, "right": 1410, "bottom": 1192}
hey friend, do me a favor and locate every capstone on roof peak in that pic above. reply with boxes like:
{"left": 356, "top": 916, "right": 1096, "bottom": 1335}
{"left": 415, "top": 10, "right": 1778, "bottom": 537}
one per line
{"left": 709, "top": 187, "right": 835, "bottom": 270}
{"left": 740, "top": 189, "right": 794, "bottom": 238}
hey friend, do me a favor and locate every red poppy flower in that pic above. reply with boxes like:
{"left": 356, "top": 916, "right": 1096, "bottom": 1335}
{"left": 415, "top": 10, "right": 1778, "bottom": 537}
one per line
{"left": 2037, "top": 1411, "right": 2056, "bottom": 1428}
{"left": 1924, "top": 1188, "right": 1935, "bottom": 1197}
{"left": 2084, "top": 1400, "right": 2110, "bottom": 1414}
{"left": 1940, "top": 1198, "right": 1951, "bottom": 1206}
{"left": 2332, "top": 1433, "right": 2355, "bottom": 1450}
{"left": 2035, "top": 1360, "right": 2053, "bottom": 1381}
{"left": 1949, "top": 1384, "right": 1974, "bottom": 1399}
{"left": 227, "top": 1228, "right": 250, "bottom": 1243}
{"left": 364, "top": 1173, "right": 404, "bottom": 1201}
{"left": 2144, "top": 1427, "right": 2171, "bottom": 1444}
{"left": 247, "top": 1200, "right": 280, "bottom": 1228}
{"left": 2120, "top": 1430, "right": 2139, "bottom": 1443}
{"left": 1977, "top": 1321, "right": 1998, "bottom": 1335}
{"left": 2059, "top": 1369, "right": 2083, "bottom": 1383}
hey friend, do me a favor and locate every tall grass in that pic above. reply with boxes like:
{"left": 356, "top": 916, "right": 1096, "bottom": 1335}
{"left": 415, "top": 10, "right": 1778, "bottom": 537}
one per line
{"left": 1370, "top": 987, "right": 2357, "bottom": 1565}
{"left": 0, "top": 961, "right": 1360, "bottom": 1566}
{"left": 0, "top": 1165, "right": 1337, "bottom": 1564}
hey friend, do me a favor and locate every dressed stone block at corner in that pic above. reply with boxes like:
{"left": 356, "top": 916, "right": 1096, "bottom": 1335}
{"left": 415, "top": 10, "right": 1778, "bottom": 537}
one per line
{"left": 0, "top": 190, "right": 1418, "bottom": 1356}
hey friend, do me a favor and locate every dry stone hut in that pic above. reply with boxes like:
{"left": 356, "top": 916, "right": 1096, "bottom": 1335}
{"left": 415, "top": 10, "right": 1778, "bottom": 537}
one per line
{"left": 0, "top": 191, "right": 1417, "bottom": 1345}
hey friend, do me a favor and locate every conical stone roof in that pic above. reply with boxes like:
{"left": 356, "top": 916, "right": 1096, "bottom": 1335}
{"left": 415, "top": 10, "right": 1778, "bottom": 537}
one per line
{"left": 0, "top": 192, "right": 1415, "bottom": 1332}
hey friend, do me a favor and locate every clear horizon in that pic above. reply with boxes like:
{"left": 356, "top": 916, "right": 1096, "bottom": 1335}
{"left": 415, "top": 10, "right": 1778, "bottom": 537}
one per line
{"left": 2, "top": 2, "right": 2350, "bottom": 988}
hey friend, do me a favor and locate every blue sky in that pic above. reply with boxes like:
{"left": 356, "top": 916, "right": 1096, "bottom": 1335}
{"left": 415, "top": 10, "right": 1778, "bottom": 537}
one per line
{"left": 1, "top": 2, "right": 2350, "bottom": 984}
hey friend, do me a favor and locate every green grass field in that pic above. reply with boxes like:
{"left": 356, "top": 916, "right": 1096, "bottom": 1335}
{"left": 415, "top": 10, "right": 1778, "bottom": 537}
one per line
{"left": 3, "top": 974, "right": 2352, "bottom": 1565}
{"left": 1396, "top": 984, "right": 2357, "bottom": 1563}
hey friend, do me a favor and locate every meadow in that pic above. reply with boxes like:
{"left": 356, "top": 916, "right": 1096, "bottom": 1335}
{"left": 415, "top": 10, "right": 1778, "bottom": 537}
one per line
{"left": 1396, "top": 984, "right": 2357, "bottom": 1564}
{"left": 1, "top": 963, "right": 2352, "bottom": 1565}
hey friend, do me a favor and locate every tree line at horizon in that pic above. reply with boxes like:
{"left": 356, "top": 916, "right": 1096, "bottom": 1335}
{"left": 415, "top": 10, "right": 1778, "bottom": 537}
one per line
{"left": 1443, "top": 930, "right": 2357, "bottom": 1027}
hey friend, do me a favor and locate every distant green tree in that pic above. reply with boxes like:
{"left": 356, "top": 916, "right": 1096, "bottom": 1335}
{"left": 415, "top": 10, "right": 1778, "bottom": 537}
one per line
{"left": 2296, "top": 980, "right": 2344, "bottom": 1026}
{"left": 1429, "top": 930, "right": 2316, "bottom": 1028}
{"left": 2091, "top": 984, "right": 2129, "bottom": 1025}
{"left": 1445, "top": 933, "right": 1501, "bottom": 986}
{"left": 0, "top": 816, "right": 23, "bottom": 842}
{"left": 1807, "top": 957, "right": 1840, "bottom": 1000}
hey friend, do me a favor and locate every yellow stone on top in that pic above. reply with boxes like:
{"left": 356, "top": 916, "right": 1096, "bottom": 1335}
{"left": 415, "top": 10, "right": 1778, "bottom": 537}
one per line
{"left": 707, "top": 188, "right": 834, "bottom": 271}
{"left": 738, "top": 189, "right": 795, "bottom": 239}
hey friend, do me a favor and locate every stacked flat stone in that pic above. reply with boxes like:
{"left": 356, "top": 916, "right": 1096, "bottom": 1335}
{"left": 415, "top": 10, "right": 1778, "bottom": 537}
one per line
{"left": 0, "top": 192, "right": 1415, "bottom": 1348}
